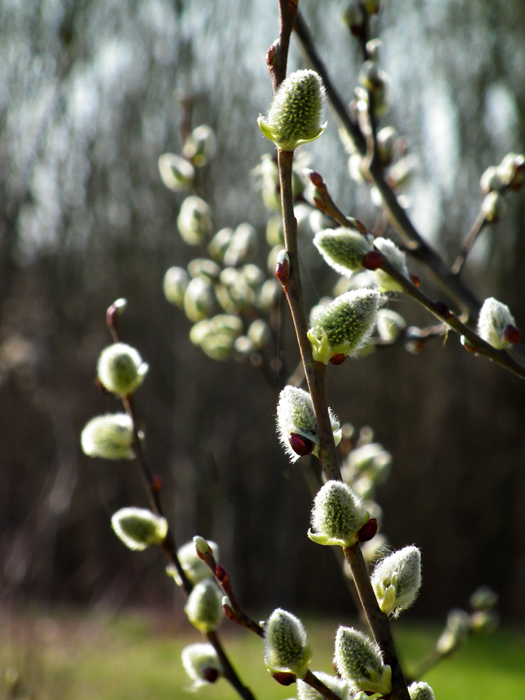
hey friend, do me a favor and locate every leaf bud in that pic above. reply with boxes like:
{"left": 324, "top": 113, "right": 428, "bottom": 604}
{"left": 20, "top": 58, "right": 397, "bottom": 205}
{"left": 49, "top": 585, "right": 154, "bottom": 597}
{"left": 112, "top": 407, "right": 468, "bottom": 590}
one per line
{"left": 184, "top": 277, "right": 215, "bottom": 322}
{"left": 168, "top": 539, "right": 219, "bottom": 587}
{"left": 181, "top": 643, "right": 223, "bottom": 690}
{"left": 177, "top": 196, "right": 212, "bottom": 245}
{"left": 258, "top": 70, "right": 327, "bottom": 152}
{"left": 481, "top": 190, "right": 506, "bottom": 222}
{"left": 480, "top": 165, "right": 503, "bottom": 195}
{"left": 371, "top": 546, "right": 422, "bottom": 617}
{"left": 469, "top": 585, "right": 498, "bottom": 611}
{"left": 314, "top": 228, "right": 373, "bottom": 277}
{"left": 309, "top": 480, "right": 369, "bottom": 547}
{"left": 477, "top": 297, "right": 519, "bottom": 349}
{"left": 297, "top": 671, "right": 350, "bottom": 700}
{"left": 497, "top": 152, "right": 525, "bottom": 189}
{"left": 182, "top": 125, "right": 216, "bottom": 167}
{"left": 81, "top": 413, "right": 134, "bottom": 460}
{"left": 163, "top": 266, "right": 189, "bottom": 307}
{"left": 185, "top": 579, "right": 224, "bottom": 633}
{"left": 158, "top": 153, "right": 195, "bottom": 191}
{"left": 373, "top": 237, "right": 409, "bottom": 292}
{"left": 277, "top": 386, "right": 341, "bottom": 463}
{"left": 263, "top": 608, "right": 312, "bottom": 679}
{"left": 377, "top": 308, "right": 407, "bottom": 341}
{"left": 307, "top": 289, "right": 379, "bottom": 364}
{"left": 97, "top": 343, "right": 148, "bottom": 396}
{"left": 408, "top": 681, "right": 436, "bottom": 700}
{"left": 111, "top": 507, "right": 168, "bottom": 551}
{"left": 334, "top": 626, "right": 392, "bottom": 695}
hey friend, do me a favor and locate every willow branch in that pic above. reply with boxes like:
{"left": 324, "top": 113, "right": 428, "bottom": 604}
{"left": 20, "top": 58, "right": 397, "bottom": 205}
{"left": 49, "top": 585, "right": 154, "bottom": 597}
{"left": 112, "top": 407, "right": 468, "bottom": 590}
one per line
{"left": 452, "top": 209, "right": 488, "bottom": 274}
{"left": 344, "top": 544, "right": 410, "bottom": 700}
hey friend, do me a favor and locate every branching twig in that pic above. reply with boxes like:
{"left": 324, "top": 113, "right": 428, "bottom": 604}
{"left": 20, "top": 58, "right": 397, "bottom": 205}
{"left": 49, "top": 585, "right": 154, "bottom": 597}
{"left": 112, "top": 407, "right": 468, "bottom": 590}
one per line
{"left": 452, "top": 209, "right": 488, "bottom": 274}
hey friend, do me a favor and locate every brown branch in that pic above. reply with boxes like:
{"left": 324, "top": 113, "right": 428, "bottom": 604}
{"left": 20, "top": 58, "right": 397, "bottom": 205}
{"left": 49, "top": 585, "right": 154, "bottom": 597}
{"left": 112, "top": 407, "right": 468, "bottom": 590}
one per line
{"left": 452, "top": 209, "right": 488, "bottom": 274}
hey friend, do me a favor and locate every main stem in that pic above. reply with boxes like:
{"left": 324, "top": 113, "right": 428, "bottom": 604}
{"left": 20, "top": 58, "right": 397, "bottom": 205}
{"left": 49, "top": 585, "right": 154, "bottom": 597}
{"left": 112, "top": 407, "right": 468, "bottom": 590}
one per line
{"left": 278, "top": 149, "right": 341, "bottom": 481}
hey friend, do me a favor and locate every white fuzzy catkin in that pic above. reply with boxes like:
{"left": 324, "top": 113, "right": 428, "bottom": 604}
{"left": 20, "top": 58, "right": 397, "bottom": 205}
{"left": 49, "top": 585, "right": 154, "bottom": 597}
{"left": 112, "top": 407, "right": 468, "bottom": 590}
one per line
{"left": 334, "top": 626, "right": 392, "bottom": 695}
{"left": 264, "top": 609, "right": 312, "bottom": 679}
{"left": 371, "top": 546, "right": 422, "bottom": 617}
{"left": 309, "top": 480, "right": 369, "bottom": 547}
{"left": 111, "top": 507, "right": 168, "bottom": 551}
{"left": 81, "top": 413, "right": 134, "bottom": 460}
{"left": 477, "top": 297, "right": 517, "bottom": 349}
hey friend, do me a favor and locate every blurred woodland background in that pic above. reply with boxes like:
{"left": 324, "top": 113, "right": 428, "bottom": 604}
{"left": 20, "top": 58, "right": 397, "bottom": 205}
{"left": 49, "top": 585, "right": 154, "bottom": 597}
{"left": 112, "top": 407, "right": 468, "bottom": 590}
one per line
{"left": 1, "top": 0, "right": 525, "bottom": 627}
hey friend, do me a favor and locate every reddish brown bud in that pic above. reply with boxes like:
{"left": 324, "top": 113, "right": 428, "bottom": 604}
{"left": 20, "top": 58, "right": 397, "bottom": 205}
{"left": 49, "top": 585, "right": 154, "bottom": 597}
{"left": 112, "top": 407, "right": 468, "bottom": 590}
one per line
{"left": 215, "top": 564, "right": 228, "bottom": 583}
{"left": 329, "top": 353, "right": 348, "bottom": 365}
{"left": 152, "top": 474, "right": 163, "bottom": 492}
{"left": 357, "top": 518, "right": 378, "bottom": 543}
{"left": 354, "top": 219, "right": 368, "bottom": 235}
{"left": 435, "top": 301, "right": 453, "bottom": 319}
{"left": 504, "top": 324, "right": 522, "bottom": 344}
{"left": 288, "top": 432, "right": 315, "bottom": 457}
{"left": 202, "top": 667, "right": 220, "bottom": 684}
{"left": 410, "top": 273, "right": 420, "bottom": 287}
{"left": 363, "top": 250, "right": 383, "bottom": 270}
{"left": 266, "top": 43, "right": 277, "bottom": 67}
{"left": 222, "top": 603, "right": 236, "bottom": 620}
{"left": 308, "top": 170, "right": 324, "bottom": 187}
{"left": 276, "top": 250, "right": 291, "bottom": 285}
{"left": 271, "top": 672, "right": 297, "bottom": 686}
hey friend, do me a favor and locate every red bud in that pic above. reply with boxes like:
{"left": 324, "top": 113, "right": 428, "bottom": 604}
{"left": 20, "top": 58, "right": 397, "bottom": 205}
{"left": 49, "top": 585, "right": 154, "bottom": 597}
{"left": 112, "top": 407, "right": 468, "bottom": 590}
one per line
{"left": 410, "top": 273, "right": 420, "bottom": 287}
{"left": 329, "top": 353, "right": 348, "bottom": 365}
{"left": 276, "top": 255, "right": 290, "bottom": 285}
{"left": 363, "top": 250, "right": 383, "bottom": 270}
{"left": 271, "top": 672, "right": 296, "bottom": 686}
{"left": 435, "top": 301, "right": 452, "bottom": 319}
{"left": 202, "top": 668, "right": 220, "bottom": 684}
{"left": 215, "top": 564, "right": 227, "bottom": 583}
{"left": 357, "top": 518, "right": 378, "bottom": 543}
{"left": 288, "top": 433, "right": 315, "bottom": 457}
{"left": 504, "top": 324, "right": 522, "bottom": 344}
{"left": 152, "top": 474, "right": 163, "bottom": 492}
{"left": 308, "top": 170, "right": 323, "bottom": 187}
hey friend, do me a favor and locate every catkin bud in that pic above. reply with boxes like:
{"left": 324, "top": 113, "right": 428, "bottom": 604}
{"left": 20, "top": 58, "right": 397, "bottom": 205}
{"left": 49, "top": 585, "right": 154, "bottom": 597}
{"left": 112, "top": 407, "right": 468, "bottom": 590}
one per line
{"left": 97, "top": 343, "right": 148, "bottom": 396}
{"left": 477, "top": 297, "right": 519, "bottom": 349}
{"left": 334, "top": 627, "right": 392, "bottom": 695}
{"left": 470, "top": 609, "right": 499, "bottom": 635}
{"left": 297, "top": 671, "right": 349, "bottom": 700}
{"left": 81, "top": 413, "right": 134, "bottom": 460}
{"left": 188, "top": 258, "right": 221, "bottom": 282}
{"left": 258, "top": 70, "right": 326, "bottom": 152}
{"left": 263, "top": 609, "right": 312, "bottom": 679}
{"left": 163, "top": 266, "right": 189, "bottom": 307}
{"left": 436, "top": 609, "right": 471, "bottom": 655}
{"left": 223, "top": 223, "right": 258, "bottom": 267}
{"left": 408, "top": 681, "right": 436, "bottom": 700}
{"left": 182, "top": 125, "right": 217, "bottom": 167}
{"left": 371, "top": 546, "right": 422, "bottom": 617}
{"left": 309, "top": 480, "right": 369, "bottom": 547}
{"left": 208, "top": 227, "right": 234, "bottom": 262}
{"left": 177, "top": 196, "right": 212, "bottom": 245}
{"left": 184, "top": 277, "right": 215, "bottom": 322}
{"left": 480, "top": 166, "right": 503, "bottom": 195}
{"left": 469, "top": 585, "right": 498, "bottom": 611}
{"left": 277, "top": 386, "right": 342, "bottom": 463}
{"left": 158, "top": 153, "right": 195, "bottom": 191}
{"left": 111, "top": 507, "right": 168, "bottom": 551}
{"left": 185, "top": 580, "right": 224, "bottom": 633}
{"left": 308, "top": 289, "right": 379, "bottom": 364}
{"left": 497, "top": 152, "right": 525, "bottom": 189}
{"left": 314, "top": 228, "right": 372, "bottom": 277}
{"left": 481, "top": 191, "right": 506, "bottom": 222}
{"left": 376, "top": 308, "right": 406, "bottom": 341}
{"left": 376, "top": 126, "right": 397, "bottom": 165}
{"left": 247, "top": 319, "right": 270, "bottom": 349}
{"left": 168, "top": 539, "right": 219, "bottom": 587}
{"left": 181, "top": 643, "right": 223, "bottom": 690}
{"left": 372, "top": 237, "right": 409, "bottom": 292}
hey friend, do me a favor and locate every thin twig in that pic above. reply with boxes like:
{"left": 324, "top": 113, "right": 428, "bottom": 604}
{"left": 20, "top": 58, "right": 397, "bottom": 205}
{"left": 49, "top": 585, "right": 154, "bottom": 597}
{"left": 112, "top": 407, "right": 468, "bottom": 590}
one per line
{"left": 452, "top": 209, "right": 487, "bottom": 274}
{"left": 344, "top": 544, "right": 410, "bottom": 700}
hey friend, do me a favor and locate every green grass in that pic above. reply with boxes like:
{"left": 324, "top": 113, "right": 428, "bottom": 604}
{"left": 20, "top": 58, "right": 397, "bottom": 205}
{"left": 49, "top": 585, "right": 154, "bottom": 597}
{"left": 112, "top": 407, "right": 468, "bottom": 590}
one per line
{"left": 2, "top": 611, "right": 524, "bottom": 700}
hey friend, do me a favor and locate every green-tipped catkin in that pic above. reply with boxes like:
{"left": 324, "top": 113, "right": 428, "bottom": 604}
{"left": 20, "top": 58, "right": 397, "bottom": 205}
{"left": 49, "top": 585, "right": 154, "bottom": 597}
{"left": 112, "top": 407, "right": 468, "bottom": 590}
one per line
{"left": 371, "top": 546, "right": 422, "bottom": 617}
{"left": 181, "top": 643, "right": 223, "bottom": 690}
{"left": 167, "top": 539, "right": 219, "bottom": 587}
{"left": 163, "top": 266, "right": 189, "bottom": 307}
{"left": 247, "top": 319, "right": 270, "bottom": 349}
{"left": 81, "top": 414, "right": 134, "bottom": 460}
{"left": 308, "top": 480, "right": 369, "bottom": 547}
{"left": 277, "top": 386, "right": 341, "bottom": 463}
{"left": 188, "top": 258, "right": 221, "bottom": 282}
{"left": 184, "top": 277, "right": 215, "bottom": 322}
{"left": 182, "top": 125, "right": 216, "bottom": 167}
{"left": 177, "top": 195, "right": 212, "bottom": 245}
{"left": 297, "top": 671, "right": 349, "bottom": 700}
{"left": 158, "top": 153, "right": 195, "bottom": 191}
{"left": 223, "top": 223, "right": 258, "bottom": 267}
{"left": 263, "top": 609, "right": 312, "bottom": 679}
{"left": 208, "top": 227, "right": 234, "bottom": 262}
{"left": 185, "top": 579, "right": 224, "bottom": 633}
{"left": 408, "top": 681, "right": 435, "bottom": 700}
{"left": 256, "top": 278, "right": 281, "bottom": 312}
{"left": 111, "top": 507, "right": 168, "bottom": 551}
{"left": 241, "top": 264, "right": 265, "bottom": 288}
{"left": 334, "top": 627, "right": 392, "bottom": 695}
{"left": 258, "top": 70, "right": 326, "bottom": 152}
{"left": 373, "top": 237, "right": 409, "bottom": 292}
{"left": 314, "top": 228, "right": 372, "bottom": 277}
{"left": 97, "top": 343, "right": 148, "bottom": 396}
{"left": 308, "top": 289, "right": 379, "bottom": 364}
{"left": 477, "top": 297, "right": 518, "bottom": 349}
